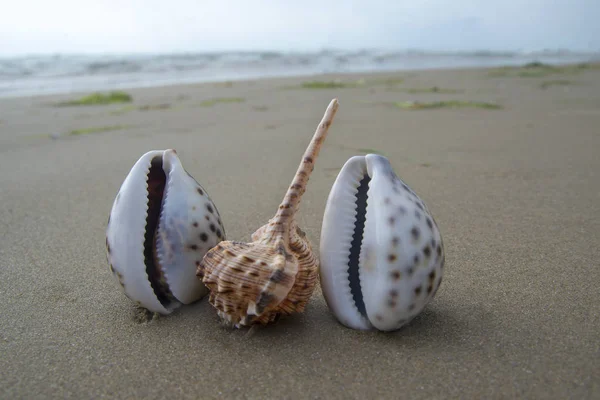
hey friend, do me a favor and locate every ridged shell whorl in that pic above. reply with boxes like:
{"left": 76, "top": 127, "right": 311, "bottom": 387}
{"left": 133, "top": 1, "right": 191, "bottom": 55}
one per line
{"left": 197, "top": 99, "right": 339, "bottom": 328}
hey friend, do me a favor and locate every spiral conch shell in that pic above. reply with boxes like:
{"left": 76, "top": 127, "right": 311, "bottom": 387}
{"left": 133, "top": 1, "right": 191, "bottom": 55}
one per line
{"left": 106, "top": 149, "right": 225, "bottom": 314}
{"left": 319, "top": 154, "right": 445, "bottom": 331}
{"left": 197, "top": 99, "right": 340, "bottom": 328}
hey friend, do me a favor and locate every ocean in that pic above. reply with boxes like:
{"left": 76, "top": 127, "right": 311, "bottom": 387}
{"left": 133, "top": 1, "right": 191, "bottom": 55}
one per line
{"left": 1, "top": 49, "right": 598, "bottom": 98}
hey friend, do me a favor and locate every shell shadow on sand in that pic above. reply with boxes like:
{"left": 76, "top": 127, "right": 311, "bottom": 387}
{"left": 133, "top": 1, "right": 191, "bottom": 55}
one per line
{"left": 212, "top": 293, "right": 484, "bottom": 350}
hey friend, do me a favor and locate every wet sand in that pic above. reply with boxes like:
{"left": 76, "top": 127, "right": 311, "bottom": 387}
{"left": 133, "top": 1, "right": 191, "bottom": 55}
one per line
{"left": 1, "top": 64, "right": 599, "bottom": 399}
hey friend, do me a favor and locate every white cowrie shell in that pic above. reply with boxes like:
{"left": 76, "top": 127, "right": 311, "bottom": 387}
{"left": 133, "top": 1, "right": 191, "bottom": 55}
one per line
{"left": 106, "top": 149, "right": 225, "bottom": 314}
{"left": 319, "top": 154, "right": 444, "bottom": 331}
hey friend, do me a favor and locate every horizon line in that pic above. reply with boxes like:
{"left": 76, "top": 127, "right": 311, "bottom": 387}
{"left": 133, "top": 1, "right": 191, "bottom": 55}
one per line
{"left": 2, "top": 47, "right": 600, "bottom": 59}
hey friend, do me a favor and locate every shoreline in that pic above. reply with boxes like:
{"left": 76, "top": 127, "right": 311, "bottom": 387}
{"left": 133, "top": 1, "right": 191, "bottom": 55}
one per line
{"left": 2, "top": 54, "right": 599, "bottom": 100}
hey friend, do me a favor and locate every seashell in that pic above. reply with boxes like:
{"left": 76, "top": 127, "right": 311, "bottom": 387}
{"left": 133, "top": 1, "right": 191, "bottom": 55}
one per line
{"left": 197, "top": 99, "right": 340, "bottom": 328}
{"left": 319, "top": 154, "right": 445, "bottom": 331}
{"left": 106, "top": 149, "right": 226, "bottom": 315}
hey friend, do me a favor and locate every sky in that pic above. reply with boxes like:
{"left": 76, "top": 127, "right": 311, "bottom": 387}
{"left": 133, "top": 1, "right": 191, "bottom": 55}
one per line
{"left": 1, "top": 0, "right": 598, "bottom": 55}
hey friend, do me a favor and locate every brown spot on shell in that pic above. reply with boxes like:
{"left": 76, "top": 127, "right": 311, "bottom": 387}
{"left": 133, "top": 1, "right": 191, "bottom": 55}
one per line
{"left": 415, "top": 285, "right": 422, "bottom": 295}
{"left": 391, "top": 270, "right": 401, "bottom": 280}
{"left": 411, "top": 226, "right": 420, "bottom": 241}
{"left": 269, "top": 269, "right": 286, "bottom": 283}
{"left": 197, "top": 187, "right": 204, "bottom": 196}
{"left": 229, "top": 266, "right": 244, "bottom": 274}
{"left": 189, "top": 244, "right": 198, "bottom": 251}
{"left": 192, "top": 221, "right": 199, "bottom": 228}
{"left": 200, "top": 233, "right": 209, "bottom": 242}
{"left": 426, "top": 217, "right": 433, "bottom": 230}
{"left": 210, "top": 224, "right": 216, "bottom": 232}
{"left": 206, "top": 204, "right": 214, "bottom": 214}
{"left": 423, "top": 246, "right": 431, "bottom": 258}
{"left": 225, "top": 249, "right": 237, "bottom": 258}
{"left": 388, "top": 254, "right": 397, "bottom": 263}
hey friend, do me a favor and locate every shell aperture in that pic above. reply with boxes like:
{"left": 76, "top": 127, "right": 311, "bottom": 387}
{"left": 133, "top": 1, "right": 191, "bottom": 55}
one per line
{"left": 106, "top": 149, "right": 225, "bottom": 314}
{"left": 197, "top": 99, "right": 340, "bottom": 328}
{"left": 319, "top": 154, "right": 445, "bottom": 331}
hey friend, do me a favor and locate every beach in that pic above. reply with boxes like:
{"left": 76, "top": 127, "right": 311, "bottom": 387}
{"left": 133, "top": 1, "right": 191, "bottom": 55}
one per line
{"left": 1, "top": 63, "right": 599, "bottom": 399}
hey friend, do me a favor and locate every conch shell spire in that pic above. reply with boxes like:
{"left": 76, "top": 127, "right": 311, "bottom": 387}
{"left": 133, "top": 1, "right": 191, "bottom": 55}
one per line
{"left": 197, "top": 99, "right": 339, "bottom": 327}
{"left": 261, "top": 98, "right": 340, "bottom": 243}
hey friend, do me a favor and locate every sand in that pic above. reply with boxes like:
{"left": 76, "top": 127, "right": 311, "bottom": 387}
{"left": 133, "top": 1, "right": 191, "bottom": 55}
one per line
{"left": 1, "top": 64, "right": 599, "bottom": 399}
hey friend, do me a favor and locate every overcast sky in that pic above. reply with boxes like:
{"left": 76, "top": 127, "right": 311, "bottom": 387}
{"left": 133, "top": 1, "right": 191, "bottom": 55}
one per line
{"left": 1, "top": 0, "right": 598, "bottom": 55}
